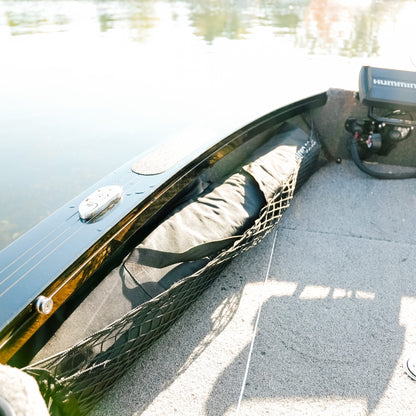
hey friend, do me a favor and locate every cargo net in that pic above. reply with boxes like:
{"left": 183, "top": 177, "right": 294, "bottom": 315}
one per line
{"left": 25, "top": 134, "right": 320, "bottom": 416}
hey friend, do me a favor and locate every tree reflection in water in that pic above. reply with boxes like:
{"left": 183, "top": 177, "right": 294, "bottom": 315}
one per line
{"left": 1, "top": 0, "right": 411, "bottom": 57}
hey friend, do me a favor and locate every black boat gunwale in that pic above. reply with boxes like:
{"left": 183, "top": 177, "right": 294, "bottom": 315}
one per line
{"left": 0, "top": 91, "right": 327, "bottom": 363}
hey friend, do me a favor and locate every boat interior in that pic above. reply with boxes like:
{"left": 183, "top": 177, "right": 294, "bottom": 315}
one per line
{"left": 92, "top": 87, "right": 416, "bottom": 415}
{"left": 93, "top": 144, "right": 416, "bottom": 416}
{"left": 3, "top": 67, "right": 416, "bottom": 415}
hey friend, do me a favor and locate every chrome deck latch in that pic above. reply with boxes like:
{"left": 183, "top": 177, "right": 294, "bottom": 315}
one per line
{"left": 78, "top": 185, "right": 123, "bottom": 221}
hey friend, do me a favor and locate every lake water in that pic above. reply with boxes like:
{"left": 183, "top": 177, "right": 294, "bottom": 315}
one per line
{"left": 1, "top": 0, "right": 416, "bottom": 250}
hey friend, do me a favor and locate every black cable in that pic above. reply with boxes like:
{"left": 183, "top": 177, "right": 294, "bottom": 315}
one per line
{"left": 349, "top": 135, "right": 416, "bottom": 179}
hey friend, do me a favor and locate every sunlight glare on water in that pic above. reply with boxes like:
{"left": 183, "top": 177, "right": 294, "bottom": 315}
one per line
{"left": 1, "top": 0, "right": 416, "bottom": 249}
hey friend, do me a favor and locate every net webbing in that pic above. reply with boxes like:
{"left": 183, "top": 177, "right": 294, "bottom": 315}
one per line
{"left": 25, "top": 134, "right": 320, "bottom": 415}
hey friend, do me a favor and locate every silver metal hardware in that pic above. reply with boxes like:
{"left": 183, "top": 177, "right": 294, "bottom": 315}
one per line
{"left": 35, "top": 296, "right": 54, "bottom": 315}
{"left": 78, "top": 185, "right": 123, "bottom": 221}
{"left": 0, "top": 396, "right": 16, "bottom": 416}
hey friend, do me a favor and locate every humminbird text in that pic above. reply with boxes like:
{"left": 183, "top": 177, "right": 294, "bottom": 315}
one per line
{"left": 373, "top": 78, "right": 416, "bottom": 89}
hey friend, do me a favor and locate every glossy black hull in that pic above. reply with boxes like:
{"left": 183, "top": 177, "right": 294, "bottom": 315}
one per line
{"left": 0, "top": 92, "right": 327, "bottom": 365}
{"left": 1, "top": 93, "right": 328, "bottom": 414}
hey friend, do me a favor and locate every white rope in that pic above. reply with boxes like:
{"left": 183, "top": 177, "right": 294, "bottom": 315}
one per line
{"left": 235, "top": 228, "right": 278, "bottom": 415}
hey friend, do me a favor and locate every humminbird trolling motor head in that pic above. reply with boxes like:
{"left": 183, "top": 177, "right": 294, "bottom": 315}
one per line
{"left": 345, "top": 66, "right": 416, "bottom": 179}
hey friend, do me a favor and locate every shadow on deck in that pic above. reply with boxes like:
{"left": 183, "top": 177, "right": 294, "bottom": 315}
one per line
{"left": 91, "top": 160, "right": 416, "bottom": 416}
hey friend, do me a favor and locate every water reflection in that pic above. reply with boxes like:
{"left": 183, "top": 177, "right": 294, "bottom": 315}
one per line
{"left": 300, "top": 0, "right": 381, "bottom": 57}
{"left": 0, "top": 0, "right": 411, "bottom": 56}
{"left": 4, "top": 1, "right": 70, "bottom": 36}
{"left": 96, "top": 0, "right": 159, "bottom": 42}
{"left": 0, "top": 0, "right": 415, "bottom": 250}
{"left": 188, "top": 0, "right": 250, "bottom": 43}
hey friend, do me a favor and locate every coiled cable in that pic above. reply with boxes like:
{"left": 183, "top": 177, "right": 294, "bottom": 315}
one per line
{"left": 349, "top": 134, "right": 416, "bottom": 179}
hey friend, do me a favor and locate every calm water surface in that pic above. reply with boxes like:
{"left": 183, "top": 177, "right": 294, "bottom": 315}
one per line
{"left": 1, "top": 0, "right": 416, "bottom": 249}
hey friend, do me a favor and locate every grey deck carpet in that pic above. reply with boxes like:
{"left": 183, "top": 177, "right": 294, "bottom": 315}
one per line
{"left": 90, "top": 160, "right": 416, "bottom": 416}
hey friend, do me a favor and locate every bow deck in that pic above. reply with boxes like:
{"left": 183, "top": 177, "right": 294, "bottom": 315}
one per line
{"left": 92, "top": 159, "right": 416, "bottom": 416}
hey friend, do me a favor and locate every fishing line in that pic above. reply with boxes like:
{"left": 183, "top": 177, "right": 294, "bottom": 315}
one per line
{"left": 0, "top": 129, "right": 247, "bottom": 297}
{"left": 0, "top": 214, "right": 78, "bottom": 277}
{"left": 3, "top": 185, "right": 156, "bottom": 300}
{"left": 0, "top": 137, "right": 178, "bottom": 287}
{"left": 0, "top": 143, "right": 213, "bottom": 297}
{"left": 0, "top": 222, "right": 77, "bottom": 289}
{"left": 0, "top": 133, "right": 212, "bottom": 293}
{"left": 235, "top": 227, "right": 278, "bottom": 416}
{"left": 0, "top": 170, "right": 150, "bottom": 297}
